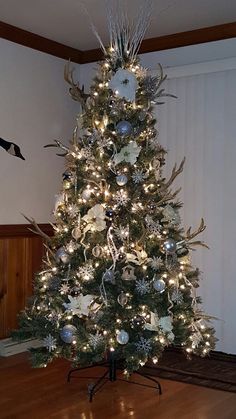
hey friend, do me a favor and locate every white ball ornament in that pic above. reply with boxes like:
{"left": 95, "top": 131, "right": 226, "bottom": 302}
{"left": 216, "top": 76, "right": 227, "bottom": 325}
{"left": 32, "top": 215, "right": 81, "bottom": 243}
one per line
{"left": 60, "top": 325, "right": 77, "bottom": 343}
{"left": 116, "top": 174, "right": 128, "bottom": 186}
{"left": 116, "top": 329, "right": 129, "bottom": 345}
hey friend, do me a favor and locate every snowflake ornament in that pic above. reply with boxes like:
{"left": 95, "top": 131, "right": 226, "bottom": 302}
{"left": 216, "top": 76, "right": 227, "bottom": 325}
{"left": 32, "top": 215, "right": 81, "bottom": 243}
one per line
{"left": 78, "top": 263, "right": 95, "bottom": 281}
{"left": 65, "top": 240, "right": 78, "bottom": 254}
{"left": 132, "top": 170, "right": 146, "bottom": 184}
{"left": 43, "top": 334, "right": 57, "bottom": 352}
{"left": 135, "top": 278, "right": 150, "bottom": 295}
{"left": 67, "top": 204, "right": 79, "bottom": 218}
{"left": 149, "top": 256, "right": 163, "bottom": 271}
{"left": 109, "top": 68, "right": 138, "bottom": 102}
{"left": 114, "top": 225, "right": 129, "bottom": 241}
{"left": 114, "top": 190, "right": 130, "bottom": 207}
{"left": 59, "top": 283, "right": 70, "bottom": 294}
{"left": 114, "top": 141, "right": 141, "bottom": 166}
{"left": 135, "top": 337, "right": 152, "bottom": 354}
{"left": 88, "top": 332, "right": 104, "bottom": 349}
{"left": 145, "top": 215, "right": 161, "bottom": 236}
{"left": 171, "top": 289, "right": 183, "bottom": 304}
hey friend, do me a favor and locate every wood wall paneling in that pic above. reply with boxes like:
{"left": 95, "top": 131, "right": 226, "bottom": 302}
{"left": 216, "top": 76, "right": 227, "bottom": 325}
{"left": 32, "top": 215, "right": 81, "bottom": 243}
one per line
{"left": 0, "top": 224, "right": 52, "bottom": 339}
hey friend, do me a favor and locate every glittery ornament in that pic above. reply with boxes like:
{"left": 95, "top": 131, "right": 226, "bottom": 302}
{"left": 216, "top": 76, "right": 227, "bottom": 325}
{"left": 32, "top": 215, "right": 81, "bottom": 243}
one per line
{"left": 92, "top": 245, "right": 103, "bottom": 258}
{"left": 116, "top": 329, "right": 129, "bottom": 345}
{"left": 81, "top": 189, "right": 92, "bottom": 200}
{"left": 163, "top": 238, "right": 177, "bottom": 254}
{"left": 116, "top": 174, "right": 128, "bottom": 186}
{"left": 55, "top": 247, "right": 70, "bottom": 264}
{"left": 117, "top": 291, "right": 128, "bottom": 307}
{"left": 153, "top": 277, "right": 166, "bottom": 293}
{"left": 60, "top": 325, "right": 77, "bottom": 344}
{"left": 116, "top": 120, "right": 133, "bottom": 137}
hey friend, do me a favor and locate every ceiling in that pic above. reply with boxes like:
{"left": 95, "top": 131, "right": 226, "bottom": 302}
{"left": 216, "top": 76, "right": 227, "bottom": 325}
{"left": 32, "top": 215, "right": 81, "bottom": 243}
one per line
{"left": 0, "top": 0, "right": 236, "bottom": 51}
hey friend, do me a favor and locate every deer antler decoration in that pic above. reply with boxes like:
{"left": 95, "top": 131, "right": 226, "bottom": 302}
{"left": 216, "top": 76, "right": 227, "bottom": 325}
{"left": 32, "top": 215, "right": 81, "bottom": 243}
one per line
{"left": 64, "top": 62, "right": 90, "bottom": 109}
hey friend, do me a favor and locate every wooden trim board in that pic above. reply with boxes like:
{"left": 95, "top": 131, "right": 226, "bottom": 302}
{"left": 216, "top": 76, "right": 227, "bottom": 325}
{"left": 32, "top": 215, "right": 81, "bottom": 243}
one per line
{"left": 0, "top": 224, "right": 53, "bottom": 238}
{"left": 0, "top": 20, "right": 236, "bottom": 64}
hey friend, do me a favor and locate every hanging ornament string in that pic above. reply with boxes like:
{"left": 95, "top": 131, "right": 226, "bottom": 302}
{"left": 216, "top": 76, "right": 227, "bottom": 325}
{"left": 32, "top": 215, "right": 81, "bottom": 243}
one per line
{"left": 99, "top": 227, "right": 118, "bottom": 306}
{"left": 99, "top": 273, "right": 108, "bottom": 306}
{"left": 167, "top": 291, "right": 174, "bottom": 317}
{"left": 107, "top": 226, "right": 119, "bottom": 269}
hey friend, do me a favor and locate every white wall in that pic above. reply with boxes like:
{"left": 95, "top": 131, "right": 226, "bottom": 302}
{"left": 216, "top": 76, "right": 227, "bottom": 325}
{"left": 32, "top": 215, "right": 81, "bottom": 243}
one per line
{"left": 79, "top": 39, "right": 236, "bottom": 354}
{"left": 0, "top": 38, "right": 80, "bottom": 224}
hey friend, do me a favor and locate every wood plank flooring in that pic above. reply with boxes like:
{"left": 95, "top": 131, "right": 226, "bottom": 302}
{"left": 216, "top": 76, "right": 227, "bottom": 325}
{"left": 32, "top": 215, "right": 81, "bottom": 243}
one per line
{"left": 0, "top": 353, "right": 236, "bottom": 419}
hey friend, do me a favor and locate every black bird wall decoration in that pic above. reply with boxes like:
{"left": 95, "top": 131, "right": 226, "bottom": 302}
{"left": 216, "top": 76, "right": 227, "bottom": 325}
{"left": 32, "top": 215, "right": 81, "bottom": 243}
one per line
{"left": 0, "top": 137, "right": 25, "bottom": 160}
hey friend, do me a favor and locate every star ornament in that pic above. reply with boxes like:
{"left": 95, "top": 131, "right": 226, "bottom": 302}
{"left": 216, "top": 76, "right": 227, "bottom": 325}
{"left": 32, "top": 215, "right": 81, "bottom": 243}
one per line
{"left": 63, "top": 294, "right": 96, "bottom": 316}
{"left": 109, "top": 68, "right": 138, "bottom": 102}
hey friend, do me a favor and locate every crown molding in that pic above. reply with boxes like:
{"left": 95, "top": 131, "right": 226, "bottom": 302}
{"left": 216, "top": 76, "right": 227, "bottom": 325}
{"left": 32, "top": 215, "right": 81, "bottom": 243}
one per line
{"left": 80, "top": 22, "right": 236, "bottom": 63}
{"left": 0, "top": 21, "right": 83, "bottom": 64}
{"left": 0, "top": 20, "right": 236, "bottom": 65}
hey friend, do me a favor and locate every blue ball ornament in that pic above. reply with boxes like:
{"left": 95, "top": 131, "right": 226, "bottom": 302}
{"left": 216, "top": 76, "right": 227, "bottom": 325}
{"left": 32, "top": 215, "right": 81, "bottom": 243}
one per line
{"left": 60, "top": 325, "right": 77, "bottom": 343}
{"left": 116, "top": 120, "right": 133, "bottom": 137}
{"left": 116, "top": 329, "right": 129, "bottom": 345}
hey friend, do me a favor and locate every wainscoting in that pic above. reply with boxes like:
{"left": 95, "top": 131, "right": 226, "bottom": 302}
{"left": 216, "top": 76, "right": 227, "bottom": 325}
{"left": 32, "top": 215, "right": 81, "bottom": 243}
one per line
{"left": 0, "top": 224, "right": 52, "bottom": 339}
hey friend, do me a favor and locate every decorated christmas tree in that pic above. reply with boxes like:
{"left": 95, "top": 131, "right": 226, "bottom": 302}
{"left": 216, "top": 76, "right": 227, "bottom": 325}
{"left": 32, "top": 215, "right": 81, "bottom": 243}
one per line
{"left": 14, "top": 2, "right": 216, "bottom": 374}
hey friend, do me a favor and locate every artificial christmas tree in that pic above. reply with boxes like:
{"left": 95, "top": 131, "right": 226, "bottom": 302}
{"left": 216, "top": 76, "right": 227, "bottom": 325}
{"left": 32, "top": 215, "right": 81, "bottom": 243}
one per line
{"left": 14, "top": 2, "right": 216, "bottom": 382}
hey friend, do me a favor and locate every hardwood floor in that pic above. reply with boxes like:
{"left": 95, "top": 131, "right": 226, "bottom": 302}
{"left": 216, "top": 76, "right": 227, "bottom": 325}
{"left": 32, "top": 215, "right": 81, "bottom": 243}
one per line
{"left": 0, "top": 353, "right": 236, "bottom": 419}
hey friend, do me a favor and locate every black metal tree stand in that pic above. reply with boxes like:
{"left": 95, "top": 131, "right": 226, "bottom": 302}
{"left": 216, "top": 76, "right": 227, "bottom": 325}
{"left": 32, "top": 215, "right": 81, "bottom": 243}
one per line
{"left": 67, "top": 352, "right": 162, "bottom": 402}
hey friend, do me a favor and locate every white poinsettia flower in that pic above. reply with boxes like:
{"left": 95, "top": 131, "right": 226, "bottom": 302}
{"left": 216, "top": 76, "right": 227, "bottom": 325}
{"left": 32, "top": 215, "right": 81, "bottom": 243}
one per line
{"left": 82, "top": 204, "right": 106, "bottom": 232}
{"left": 63, "top": 294, "right": 95, "bottom": 316}
{"left": 145, "top": 312, "right": 159, "bottom": 332}
{"left": 109, "top": 68, "right": 138, "bottom": 102}
{"left": 114, "top": 141, "right": 141, "bottom": 166}
{"left": 158, "top": 316, "right": 173, "bottom": 333}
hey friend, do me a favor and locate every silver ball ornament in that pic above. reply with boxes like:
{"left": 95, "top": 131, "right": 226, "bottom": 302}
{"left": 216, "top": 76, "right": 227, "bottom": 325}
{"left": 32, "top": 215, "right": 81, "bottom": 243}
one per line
{"left": 60, "top": 325, "right": 77, "bottom": 343}
{"left": 55, "top": 247, "right": 70, "bottom": 264}
{"left": 92, "top": 245, "right": 103, "bottom": 258}
{"left": 116, "top": 329, "right": 129, "bottom": 345}
{"left": 163, "top": 238, "right": 177, "bottom": 254}
{"left": 72, "top": 227, "right": 82, "bottom": 240}
{"left": 153, "top": 277, "right": 166, "bottom": 293}
{"left": 116, "top": 174, "right": 128, "bottom": 186}
{"left": 116, "top": 120, "right": 133, "bottom": 137}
